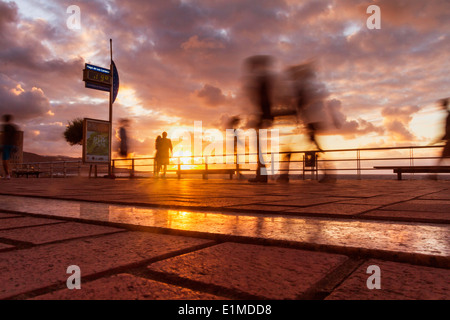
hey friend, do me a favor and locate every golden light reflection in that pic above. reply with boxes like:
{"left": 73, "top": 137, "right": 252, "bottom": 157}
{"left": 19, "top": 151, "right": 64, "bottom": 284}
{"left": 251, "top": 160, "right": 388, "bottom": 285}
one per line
{"left": 171, "top": 150, "right": 202, "bottom": 170}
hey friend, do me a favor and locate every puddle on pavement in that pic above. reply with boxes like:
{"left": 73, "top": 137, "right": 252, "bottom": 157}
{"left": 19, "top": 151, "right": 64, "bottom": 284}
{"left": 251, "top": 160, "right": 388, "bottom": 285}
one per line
{"left": 0, "top": 195, "right": 448, "bottom": 257}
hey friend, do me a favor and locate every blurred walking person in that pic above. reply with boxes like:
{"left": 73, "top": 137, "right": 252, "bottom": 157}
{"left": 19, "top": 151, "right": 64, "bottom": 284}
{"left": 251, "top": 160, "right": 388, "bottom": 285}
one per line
{"left": 281, "top": 61, "right": 341, "bottom": 182}
{"left": 435, "top": 98, "right": 450, "bottom": 166}
{"left": 243, "top": 55, "right": 275, "bottom": 183}
{"left": 118, "top": 118, "right": 129, "bottom": 158}
{"left": 1, "top": 114, "right": 18, "bottom": 180}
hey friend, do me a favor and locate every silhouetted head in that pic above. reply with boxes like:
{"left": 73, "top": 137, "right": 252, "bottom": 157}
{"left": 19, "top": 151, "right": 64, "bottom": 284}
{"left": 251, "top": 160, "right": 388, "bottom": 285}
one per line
{"left": 119, "top": 118, "right": 130, "bottom": 126}
{"left": 244, "top": 55, "right": 274, "bottom": 73}
{"left": 229, "top": 116, "right": 241, "bottom": 129}
{"left": 440, "top": 98, "right": 449, "bottom": 110}
{"left": 162, "top": 131, "right": 168, "bottom": 138}
{"left": 2, "top": 114, "right": 12, "bottom": 123}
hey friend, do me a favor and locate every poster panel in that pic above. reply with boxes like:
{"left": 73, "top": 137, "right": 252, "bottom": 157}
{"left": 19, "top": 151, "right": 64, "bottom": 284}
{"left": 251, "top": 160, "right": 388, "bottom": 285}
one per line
{"left": 83, "top": 118, "right": 110, "bottom": 163}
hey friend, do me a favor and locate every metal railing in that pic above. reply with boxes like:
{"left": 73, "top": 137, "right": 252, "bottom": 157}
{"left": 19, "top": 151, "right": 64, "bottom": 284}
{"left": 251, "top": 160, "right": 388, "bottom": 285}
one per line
{"left": 10, "top": 144, "right": 446, "bottom": 179}
{"left": 12, "top": 160, "right": 83, "bottom": 178}
{"left": 109, "top": 144, "right": 447, "bottom": 179}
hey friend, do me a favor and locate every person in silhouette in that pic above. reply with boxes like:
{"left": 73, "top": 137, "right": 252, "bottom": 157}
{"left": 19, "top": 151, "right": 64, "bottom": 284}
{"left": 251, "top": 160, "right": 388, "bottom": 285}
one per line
{"left": 243, "top": 55, "right": 275, "bottom": 183}
{"left": 154, "top": 135, "right": 162, "bottom": 177}
{"left": 1, "top": 114, "right": 18, "bottom": 180}
{"left": 436, "top": 98, "right": 450, "bottom": 166}
{"left": 118, "top": 118, "right": 129, "bottom": 158}
{"left": 158, "top": 132, "right": 172, "bottom": 178}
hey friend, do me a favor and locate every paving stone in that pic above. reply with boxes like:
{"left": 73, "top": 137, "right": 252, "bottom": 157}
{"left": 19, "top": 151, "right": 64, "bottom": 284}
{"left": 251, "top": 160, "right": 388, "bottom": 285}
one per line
{"left": 0, "top": 217, "right": 64, "bottom": 230}
{"left": 260, "top": 197, "right": 348, "bottom": 207}
{"left": 309, "top": 191, "right": 385, "bottom": 198}
{"left": 284, "top": 203, "right": 380, "bottom": 215}
{"left": 0, "top": 222, "right": 124, "bottom": 244}
{"left": 0, "top": 231, "right": 213, "bottom": 299}
{"left": 0, "top": 243, "right": 14, "bottom": 251}
{"left": 148, "top": 242, "right": 348, "bottom": 299}
{"left": 382, "top": 200, "right": 450, "bottom": 213}
{"left": 32, "top": 273, "right": 225, "bottom": 300}
{"left": 223, "top": 204, "right": 298, "bottom": 212}
{"left": 337, "top": 195, "right": 417, "bottom": 206}
{"left": 419, "top": 191, "right": 450, "bottom": 200}
{"left": 326, "top": 260, "right": 450, "bottom": 300}
{"left": 0, "top": 212, "right": 22, "bottom": 219}
{"left": 361, "top": 210, "right": 450, "bottom": 223}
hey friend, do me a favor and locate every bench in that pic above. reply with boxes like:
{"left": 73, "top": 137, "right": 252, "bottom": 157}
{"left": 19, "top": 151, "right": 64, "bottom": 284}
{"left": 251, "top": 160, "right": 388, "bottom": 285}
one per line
{"left": 12, "top": 170, "right": 42, "bottom": 178}
{"left": 161, "top": 167, "right": 250, "bottom": 179}
{"left": 174, "top": 168, "right": 251, "bottom": 179}
{"left": 374, "top": 166, "right": 450, "bottom": 180}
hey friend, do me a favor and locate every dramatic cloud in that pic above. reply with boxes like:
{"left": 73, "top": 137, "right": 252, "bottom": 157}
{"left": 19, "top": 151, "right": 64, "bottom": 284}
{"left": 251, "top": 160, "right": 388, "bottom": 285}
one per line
{"left": 0, "top": 74, "right": 50, "bottom": 120}
{"left": 324, "top": 99, "right": 385, "bottom": 139}
{"left": 0, "top": 0, "right": 449, "bottom": 157}
{"left": 381, "top": 105, "right": 421, "bottom": 142}
{"left": 196, "top": 84, "right": 229, "bottom": 107}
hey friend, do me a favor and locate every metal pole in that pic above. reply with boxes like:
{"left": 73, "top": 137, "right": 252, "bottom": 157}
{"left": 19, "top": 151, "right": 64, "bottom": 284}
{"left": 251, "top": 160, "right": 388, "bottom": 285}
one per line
{"left": 108, "top": 38, "right": 113, "bottom": 177}
{"left": 357, "top": 149, "right": 361, "bottom": 180}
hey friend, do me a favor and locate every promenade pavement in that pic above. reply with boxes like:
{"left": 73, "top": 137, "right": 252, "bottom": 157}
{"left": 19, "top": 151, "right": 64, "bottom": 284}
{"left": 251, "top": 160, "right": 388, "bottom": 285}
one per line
{"left": 0, "top": 176, "right": 448, "bottom": 300}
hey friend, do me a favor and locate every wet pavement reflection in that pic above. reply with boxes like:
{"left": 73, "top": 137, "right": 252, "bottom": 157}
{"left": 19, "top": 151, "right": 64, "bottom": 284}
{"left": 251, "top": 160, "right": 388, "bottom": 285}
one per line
{"left": 0, "top": 195, "right": 448, "bottom": 258}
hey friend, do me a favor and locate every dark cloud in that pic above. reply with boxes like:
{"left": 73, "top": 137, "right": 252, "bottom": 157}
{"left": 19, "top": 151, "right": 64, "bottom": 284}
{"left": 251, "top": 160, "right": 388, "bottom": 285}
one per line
{"left": 0, "top": 74, "right": 50, "bottom": 120}
{"left": 196, "top": 84, "right": 228, "bottom": 107}
{"left": 322, "top": 99, "right": 385, "bottom": 138}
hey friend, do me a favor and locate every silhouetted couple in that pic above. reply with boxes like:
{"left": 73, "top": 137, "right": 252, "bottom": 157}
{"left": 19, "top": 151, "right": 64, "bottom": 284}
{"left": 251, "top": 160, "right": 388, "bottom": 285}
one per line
{"left": 155, "top": 132, "right": 172, "bottom": 178}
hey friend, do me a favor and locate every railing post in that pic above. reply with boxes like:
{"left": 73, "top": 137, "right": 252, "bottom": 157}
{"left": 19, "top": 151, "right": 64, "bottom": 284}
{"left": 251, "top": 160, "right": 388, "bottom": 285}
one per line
{"left": 203, "top": 156, "right": 208, "bottom": 179}
{"left": 177, "top": 157, "right": 181, "bottom": 179}
{"left": 302, "top": 154, "right": 305, "bottom": 180}
{"left": 112, "top": 160, "right": 115, "bottom": 176}
{"left": 315, "top": 153, "right": 318, "bottom": 180}
{"left": 271, "top": 152, "right": 275, "bottom": 178}
{"left": 357, "top": 149, "right": 361, "bottom": 180}
{"left": 130, "top": 159, "right": 135, "bottom": 178}
{"left": 235, "top": 152, "right": 240, "bottom": 179}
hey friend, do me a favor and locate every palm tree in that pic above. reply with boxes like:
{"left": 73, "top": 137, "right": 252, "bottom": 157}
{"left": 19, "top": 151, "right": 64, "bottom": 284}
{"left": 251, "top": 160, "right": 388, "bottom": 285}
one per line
{"left": 63, "top": 118, "right": 83, "bottom": 146}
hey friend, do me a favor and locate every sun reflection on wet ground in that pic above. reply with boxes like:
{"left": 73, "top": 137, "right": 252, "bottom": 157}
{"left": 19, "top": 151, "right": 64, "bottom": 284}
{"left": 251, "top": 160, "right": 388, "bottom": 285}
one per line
{"left": 0, "top": 195, "right": 448, "bottom": 258}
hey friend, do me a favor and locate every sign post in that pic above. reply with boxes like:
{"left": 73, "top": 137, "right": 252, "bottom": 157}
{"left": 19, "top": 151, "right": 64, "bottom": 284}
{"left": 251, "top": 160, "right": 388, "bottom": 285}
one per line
{"left": 82, "top": 39, "right": 119, "bottom": 177}
{"left": 108, "top": 39, "right": 113, "bottom": 177}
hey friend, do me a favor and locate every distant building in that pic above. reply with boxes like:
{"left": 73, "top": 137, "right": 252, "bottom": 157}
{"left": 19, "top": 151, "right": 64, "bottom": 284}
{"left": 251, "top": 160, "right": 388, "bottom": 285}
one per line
{"left": 0, "top": 130, "right": 24, "bottom": 164}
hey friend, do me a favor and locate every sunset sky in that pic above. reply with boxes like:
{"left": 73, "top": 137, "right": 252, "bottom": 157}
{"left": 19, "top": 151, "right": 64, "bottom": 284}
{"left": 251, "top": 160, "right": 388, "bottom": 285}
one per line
{"left": 1, "top": 0, "right": 449, "bottom": 160}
